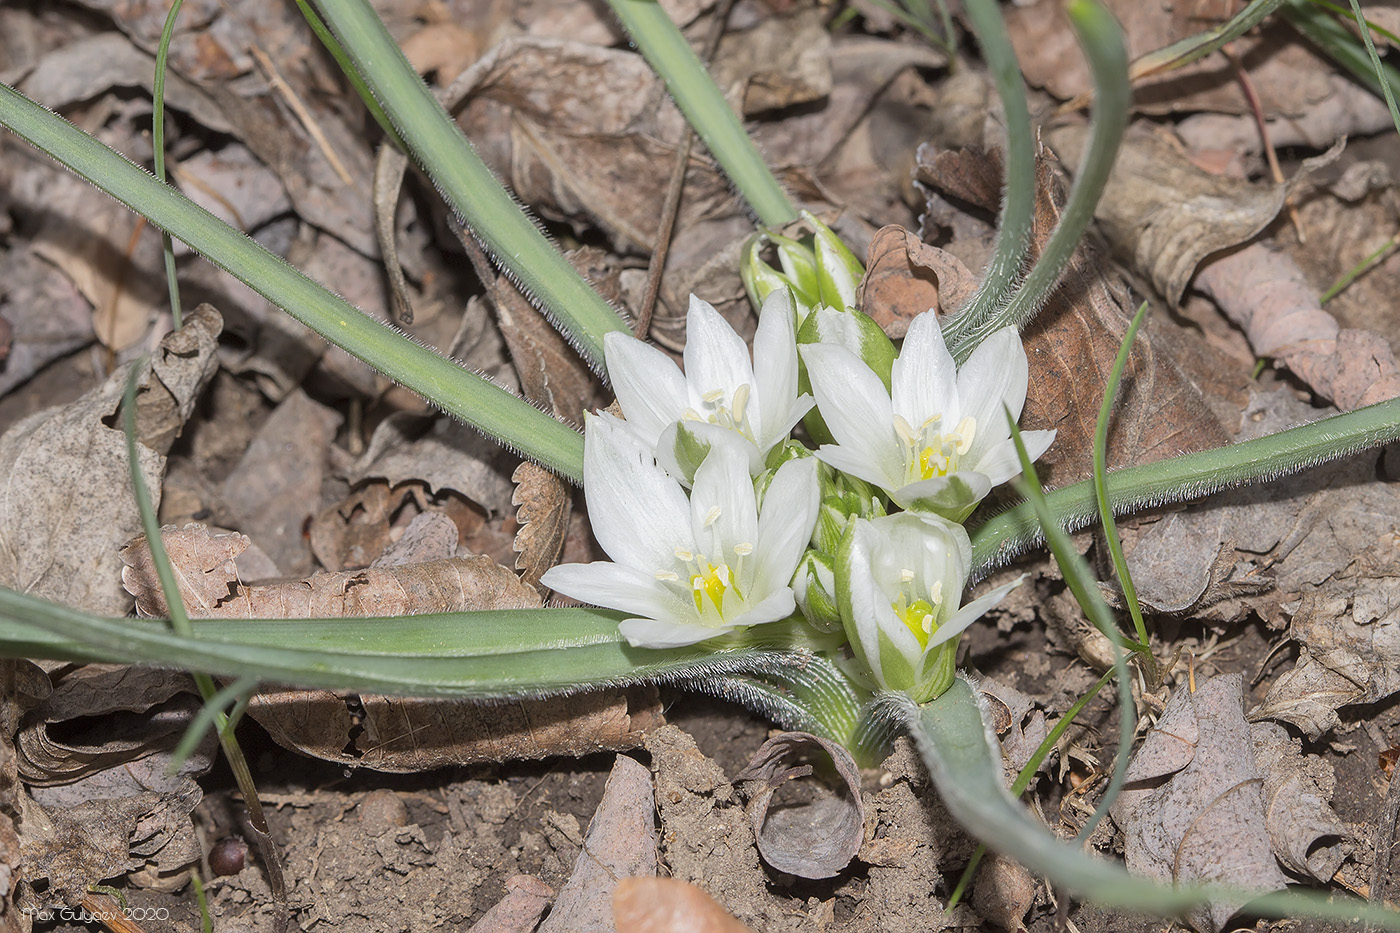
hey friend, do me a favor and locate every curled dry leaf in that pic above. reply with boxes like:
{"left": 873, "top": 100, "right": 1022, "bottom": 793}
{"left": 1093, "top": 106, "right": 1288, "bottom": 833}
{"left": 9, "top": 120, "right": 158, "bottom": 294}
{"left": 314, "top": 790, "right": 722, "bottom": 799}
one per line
{"left": 536, "top": 755, "right": 656, "bottom": 933}
{"left": 860, "top": 225, "right": 978, "bottom": 338}
{"left": 1195, "top": 242, "right": 1400, "bottom": 412}
{"left": 1113, "top": 674, "right": 1288, "bottom": 933}
{"left": 512, "top": 461, "right": 571, "bottom": 595}
{"left": 1047, "top": 125, "right": 1342, "bottom": 308}
{"left": 15, "top": 666, "right": 201, "bottom": 786}
{"left": 1250, "top": 721, "right": 1349, "bottom": 882}
{"left": 0, "top": 310, "right": 220, "bottom": 614}
{"left": 970, "top": 853, "right": 1037, "bottom": 933}
{"left": 733, "top": 732, "right": 864, "bottom": 879}
{"left": 613, "top": 878, "right": 755, "bottom": 933}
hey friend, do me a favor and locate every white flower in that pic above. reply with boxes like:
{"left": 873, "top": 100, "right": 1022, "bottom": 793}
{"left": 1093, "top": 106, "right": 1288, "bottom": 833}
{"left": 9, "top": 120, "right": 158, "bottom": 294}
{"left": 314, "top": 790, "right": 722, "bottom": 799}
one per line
{"left": 605, "top": 291, "right": 814, "bottom": 478}
{"left": 799, "top": 311, "right": 1055, "bottom": 522}
{"left": 540, "top": 414, "right": 820, "bottom": 649}
{"left": 837, "top": 513, "right": 1021, "bottom": 702}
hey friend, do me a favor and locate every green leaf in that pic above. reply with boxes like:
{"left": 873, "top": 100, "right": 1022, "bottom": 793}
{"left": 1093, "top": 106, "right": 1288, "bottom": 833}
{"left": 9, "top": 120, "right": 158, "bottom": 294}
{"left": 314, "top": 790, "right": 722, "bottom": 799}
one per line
{"left": 0, "top": 82, "right": 586, "bottom": 481}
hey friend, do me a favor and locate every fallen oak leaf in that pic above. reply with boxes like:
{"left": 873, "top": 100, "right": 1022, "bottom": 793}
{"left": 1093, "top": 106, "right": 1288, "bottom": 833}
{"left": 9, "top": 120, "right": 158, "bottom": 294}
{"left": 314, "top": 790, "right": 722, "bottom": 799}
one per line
{"left": 512, "top": 460, "right": 571, "bottom": 596}
{"left": 860, "top": 225, "right": 978, "bottom": 337}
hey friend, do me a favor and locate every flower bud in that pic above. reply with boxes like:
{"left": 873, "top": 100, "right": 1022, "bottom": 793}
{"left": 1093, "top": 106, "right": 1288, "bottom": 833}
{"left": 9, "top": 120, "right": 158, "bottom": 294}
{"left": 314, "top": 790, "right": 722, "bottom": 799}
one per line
{"left": 793, "top": 549, "right": 842, "bottom": 632}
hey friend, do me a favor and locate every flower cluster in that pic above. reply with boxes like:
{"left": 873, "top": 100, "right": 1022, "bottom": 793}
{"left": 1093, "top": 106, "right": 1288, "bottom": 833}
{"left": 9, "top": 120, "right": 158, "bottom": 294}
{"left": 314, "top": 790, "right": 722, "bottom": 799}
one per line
{"left": 542, "top": 220, "right": 1053, "bottom": 701}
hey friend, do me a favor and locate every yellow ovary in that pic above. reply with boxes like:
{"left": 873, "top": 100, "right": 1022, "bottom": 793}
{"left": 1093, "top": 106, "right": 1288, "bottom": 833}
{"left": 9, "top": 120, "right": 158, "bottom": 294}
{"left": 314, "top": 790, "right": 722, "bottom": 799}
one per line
{"left": 891, "top": 576, "right": 944, "bottom": 647}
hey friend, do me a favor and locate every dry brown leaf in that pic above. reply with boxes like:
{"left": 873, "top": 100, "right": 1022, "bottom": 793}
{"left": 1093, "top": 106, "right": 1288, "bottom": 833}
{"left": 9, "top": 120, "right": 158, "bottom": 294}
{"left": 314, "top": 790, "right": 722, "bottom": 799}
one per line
{"left": 0, "top": 313, "right": 219, "bottom": 614}
{"left": 249, "top": 687, "right": 663, "bottom": 771}
{"left": 467, "top": 876, "right": 555, "bottom": 933}
{"left": 709, "top": 8, "right": 831, "bottom": 115}
{"left": 347, "top": 411, "right": 516, "bottom": 518}
{"left": 18, "top": 693, "right": 214, "bottom": 904}
{"left": 1112, "top": 674, "right": 1288, "bottom": 933}
{"left": 134, "top": 304, "right": 223, "bottom": 454}
{"left": 537, "top": 755, "right": 656, "bottom": 933}
{"left": 1004, "top": 3, "right": 1335, "bottom": 117}
{"left": 453, "top": 38, "right": 732, "bottom": 253}
{"left": 120, "top": 524, "right": 245, "bottom": 618}
{"left": 1249, "top": 721, "right": 1350, "bottom": 882}
{"left": 15, "top": 666, "right": 201, "bottom": 786}
{"left": 373, "top": 511, "right": 459, "bottom": 568}
{"left": 970, "top": 854, "right": 1037, "bottom": 933}
{"left": 492, "top": 270, "right": 600, "bottom": 430}
{"left": 309, "top": 482, "right": 400, "bottom": 573}
{"left": 1047, "top": 124, "right": 1341, "bottom": 307}
{"left": 1196, "top": 242, "right": 1400, "bottom": 411}
{"left": 0, "top": 246, "right": 95, "bottom": 399}
{"left": 512, "top": 460, "right": 571, "bottom": 595}
{"left": 614, "top": 878, "right": 755, "bottom": 933}
{"left": 221, "top": 388, "right": 341, "bottom": 576}
{"left": 860, "top": 225, "right": 978, "bottom": 337}
{"left": 733, "top": 732, "right": 864, "bottom": 880}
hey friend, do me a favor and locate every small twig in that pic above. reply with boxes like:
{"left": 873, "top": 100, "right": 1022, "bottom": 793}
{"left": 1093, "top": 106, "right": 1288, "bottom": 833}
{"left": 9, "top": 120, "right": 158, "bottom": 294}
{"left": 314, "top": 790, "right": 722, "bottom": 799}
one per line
{"left": 636, "top": 0, "right": 739, "bottom": 340}
{"left": 249, "top": 44, "right": 354, "bottom": 187}
{"left": 1224, "top": 43, "right": 1304, "bottom": 242}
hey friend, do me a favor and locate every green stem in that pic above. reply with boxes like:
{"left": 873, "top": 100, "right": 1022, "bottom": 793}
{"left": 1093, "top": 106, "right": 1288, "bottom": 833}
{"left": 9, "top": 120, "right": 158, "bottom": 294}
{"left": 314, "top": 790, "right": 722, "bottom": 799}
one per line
{"left": 606, "top": 0, "right": 798, "bottom": 227}
{"left": 1093, "top": 302, "right": 1151, "bottom": 648}
{"left": 311, "top": 0, "right": 631, "bottom": 370}
{"left": 153, "top": 0, "right": 184, "bottom": 328}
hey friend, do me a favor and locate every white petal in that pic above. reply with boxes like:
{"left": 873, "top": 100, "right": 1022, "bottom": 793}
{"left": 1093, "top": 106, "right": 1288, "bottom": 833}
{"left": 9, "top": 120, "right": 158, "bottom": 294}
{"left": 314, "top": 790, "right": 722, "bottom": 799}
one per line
{"left": 684, "top": 296, "right": 754, "bottom": 404}
{"left": 541, "top": 562, "right": 691, "bottom": 621}
{"left": 657, "top": 421, "right": 764, "bottom": 482}
{"left": 605, "top": 332, "right": 689, "bottom": 447}
{"left": 925, "top": 575, "right": 1024, "bottom": 648}
{"left": 817, "top": 442, "right": 901, "bottom": 490}
{"left": 751, "top": 290, "right": 801, "bottom": 445}
{"left": 751, "top": 458, "right": 819, "bottom": 597}
{"left": 583, "top": 414, "right": 696, "bottom": 572}
{"left": 800, "top": 343, "right": 903, "bottom": 487}
{"left": 892, "top": 472, "right": 992, "bottom": 517}
{"left": 689, "top": 440, "right": 757, "bottom": 565}
{"left": 891, "top": 311, "right": 958, "bottom": 427}
{"left": 957, "top": 328, "right": 1029, "bottom": 458}
{"left": 724, "top": 587, "right": 798, "bottom": 631}
{"left": 619, "top": 617, "right": 732, "bottom": 649}
{"left": 972, "top": 429, "right": 1056, "bottom": 487}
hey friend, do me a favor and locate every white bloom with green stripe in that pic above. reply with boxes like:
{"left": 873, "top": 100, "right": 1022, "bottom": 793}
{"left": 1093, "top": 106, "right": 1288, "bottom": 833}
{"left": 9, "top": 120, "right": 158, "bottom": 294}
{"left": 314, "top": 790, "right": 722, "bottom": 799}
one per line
{"left": 837, "top": 513, "right": 1021, "bottom": 702}
{"left": 541, "top": 414, "right": 819, "bottom": 649}
{"left": 800, "top": 311, "right": 1055, "bottom": 522}
{"left": 605, "top": 291, "right": 813, "bottom": 480}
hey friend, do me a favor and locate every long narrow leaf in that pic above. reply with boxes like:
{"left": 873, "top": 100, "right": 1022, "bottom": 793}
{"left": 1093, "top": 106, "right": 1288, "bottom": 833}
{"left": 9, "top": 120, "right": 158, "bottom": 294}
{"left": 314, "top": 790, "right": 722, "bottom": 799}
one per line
{"left": 0, "top": 82, "right": 587, "bottom": 481}
{"left": 890, "top": 684, "right": 1400, "bottom": 926}
{"left": 606, "top": 0, "right": 798, "bottom": 227}
{"left": 311, "top": 1, "right": 632, "bottom": 368}
{"left": 0, "top": 588, "right": 823, "bottom": 699}
{"left": 969, "top": 395, "right": 1400, "bottom": 576}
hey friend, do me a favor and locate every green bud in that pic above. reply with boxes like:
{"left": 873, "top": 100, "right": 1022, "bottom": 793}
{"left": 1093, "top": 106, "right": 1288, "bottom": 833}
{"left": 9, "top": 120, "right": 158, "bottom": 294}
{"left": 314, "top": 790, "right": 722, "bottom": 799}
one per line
{"left": 803, "top": 210, "right": 865, "bottom": 312}
{"left": 793, "top": 549, "right": 842, "bottom": 632}
{"left": 797, "top": 306, "right": 897, "bottom": 393}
